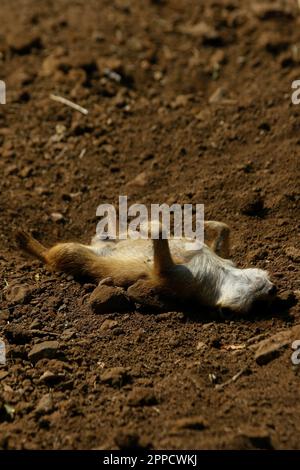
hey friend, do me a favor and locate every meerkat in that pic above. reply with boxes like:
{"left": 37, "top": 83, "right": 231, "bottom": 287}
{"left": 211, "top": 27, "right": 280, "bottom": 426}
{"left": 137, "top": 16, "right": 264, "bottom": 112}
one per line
{"left": 15, "top": 220, "right": 276, "bottom": 314}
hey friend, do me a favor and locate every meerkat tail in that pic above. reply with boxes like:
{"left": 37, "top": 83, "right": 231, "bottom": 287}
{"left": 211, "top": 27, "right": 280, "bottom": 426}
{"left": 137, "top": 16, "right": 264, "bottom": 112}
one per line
{"left": 15, "top": 230, "right": 48, "bottom": 263}
{"left": 44, "top": 243, "right": 150, "bottom": 285}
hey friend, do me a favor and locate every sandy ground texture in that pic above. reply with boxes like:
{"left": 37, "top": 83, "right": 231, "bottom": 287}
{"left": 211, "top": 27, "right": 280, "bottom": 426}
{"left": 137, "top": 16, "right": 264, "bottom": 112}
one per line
{"left": 0, "top": 0, "right": 300, "bottom": 450}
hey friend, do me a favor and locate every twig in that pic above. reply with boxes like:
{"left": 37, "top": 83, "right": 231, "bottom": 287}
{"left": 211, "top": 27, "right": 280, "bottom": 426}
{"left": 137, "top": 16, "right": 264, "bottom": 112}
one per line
{"left": 215, "top": 366, "right": 250, "bottom": 390}
{"left": 49, "top": 93, "right": 88, "bottom": 115}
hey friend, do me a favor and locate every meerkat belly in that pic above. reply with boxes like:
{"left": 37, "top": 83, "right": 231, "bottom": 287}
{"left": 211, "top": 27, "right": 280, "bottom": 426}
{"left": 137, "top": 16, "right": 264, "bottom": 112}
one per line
{"left": 88, "top": 238, "right": 198, "bottom": 264}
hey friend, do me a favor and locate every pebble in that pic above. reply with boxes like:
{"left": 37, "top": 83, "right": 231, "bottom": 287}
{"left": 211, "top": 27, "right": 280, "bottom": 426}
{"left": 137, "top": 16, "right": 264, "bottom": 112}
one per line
{"left": 0, "top": 309, "right": 10, "bottom": 321}
{"left": 100, "top": 367, "right": 131, "bottom": 387}
{"left": 285, "top": 246, "right": 300, "bottom": 263}
{"left": 254, "top": 325, "right": 300, "bottom": 365}
{"left": 60, "top": 329, "right": 76, "bottom": 341}
{"left": 127, "top": 388, "right": 157, "bottom": 407}
{"left": 50, "top": 212, "right": 64, "bottom": 223}
{"left": 251, "top": 3, "right": 293, "bottom": 21}
{"left": 240, "top": 192, "right": 264, "bottom": 216}
{"left": 258, "top": 32, "right": 289, "bottom": 55}
{"left": 7, "top": 33, "right": 43, "bottom": 54}
{"left": 173, "top": 416, "right": 208, "bottom": 431}
{"left": 28, "top": 341, "right": 60, "bottom": 362}
{"left": 89, "top": 285, "right": 132, "bottom": 314}
{"left": 114, "top": 429, "right": 150, "bottom": 450}
{"left": 179, "top": 22, "right": 221, "bottom": 46}
{"left": 35, "top": 393, "right": 54, "bottom": 416}
{"left": 209, "top": 87, "right": 227, "bottom": 104}
{"left": 5, "top": 284, "right": 31, "bottom": 305}
{"left": 99, "top": 319, "right": 118, "bottom": 331}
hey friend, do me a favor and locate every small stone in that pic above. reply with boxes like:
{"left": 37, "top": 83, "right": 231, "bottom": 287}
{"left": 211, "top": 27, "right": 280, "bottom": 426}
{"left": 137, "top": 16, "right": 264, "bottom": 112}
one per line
{"left": 179, "top": 22, "right": 222, "bottom": 46}
{"left": 0, "top": 310, "right": 10, "bottom": 321}
{"left": 127, "top": 171, "right": 149, "bottom": 188}
{"left": 173, "top": 416, "right": 208, "bottom": 431}
{"left": 240, "top": 192, "right": 264, "bottom": 216}
{"left": 5, "top": 284, "right": 31, "bottom": 305}
{"left": 285, "top": 246, "right": 300, "bottom": 263}
{"left": 127, "top": 388, "right": 157, "bottom": 407}
{"left": 50, "top": 212, "right": 64, "bottom": 223}
{"left": 127, "top": 280, "right": 174, "bottom": 312}
{"left": 7, "top": 33, "right": 43, "bottom": 54}
{"left": 257, "top": 32, "right": 289, "bottom": 55}
{"left": 251, "top": 3, "right": 293, "bottom": 21}
{"left": 60, "top": 329, "right": 76, "bottom": 341}
{"left": 19, "top": 165, "right": 32, "bottom": 178}
{"left": 29, "top": 319, "right": 42, "bottom": 330}
{"left": 28, "top": 341, "right": 60, "bottom": 362}
{"left": 209, "top": 87, "right": 227, "bottom": 104}
{"left": 35, "top": 393, "right": 53, "bottom": 416}
{"left": 234, "top": 428, "right": 273, "bottom": 450}
{"left": 89, "top": 285, "right": 132, "bottom": 314}
{"left": 38, "top": 370, "right": 64, "bottom": 385}
{"left": 196, "top": 341, "right": 206, "bottom": 351}
{"left": 4, "top": 164, "right": 18, "bottom": 176}
{"left": 114, "top": 429, "right": 150, "bottom": 450}
{"left": 100, "top": 367, "right": 130, "bottom": 387}
{"left": 38, "top": 371, "right": 56, "bottom": 383}
{"left": 254, "top": 325, "right": 300, "bottom": 365}
{"left": 170, "top": 94, "right": 190, "bottom": 109}
{"left": 100, "top": 319, "right": 118, "bottom": 331}
{"left": 0, "top": 371, "right": 9, "bottom": 381}
{"left": 194, "top": 109, "right": 211, "bottom": 122}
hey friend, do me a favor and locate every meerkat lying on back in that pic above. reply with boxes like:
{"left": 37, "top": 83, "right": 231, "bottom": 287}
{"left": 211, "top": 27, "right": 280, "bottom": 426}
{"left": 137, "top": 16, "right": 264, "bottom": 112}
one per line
{"left": 15, "top": 220, "right": 276, "bottom": 314}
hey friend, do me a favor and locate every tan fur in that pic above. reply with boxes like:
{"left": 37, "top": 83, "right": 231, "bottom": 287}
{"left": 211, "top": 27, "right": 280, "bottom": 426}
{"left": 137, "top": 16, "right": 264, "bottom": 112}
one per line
{"left": 15, "top": 220, "right": 275, "bottom": 313}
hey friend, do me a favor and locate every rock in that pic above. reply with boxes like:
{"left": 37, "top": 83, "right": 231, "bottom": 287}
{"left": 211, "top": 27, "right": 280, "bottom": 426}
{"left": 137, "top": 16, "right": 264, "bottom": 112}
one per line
{"left": 5, "top": 284, "right": 31, "bottom": 305}
{"left": 251, "top": 3, "right": 294, "bottom": 21}
{"left": 173, "top": 416, "right": 208, "bottom": 431}
{"left": 99, "top": 319, "right": 118, "bottom": 331}
{"left": 127, "top": 280, "right": 175, "bottom": 312}
{"left": 170, "top": 94, "right": 190, "bottom": 109}
{"left": 126, "top": 171, "right": 150, "bottom": 188}
{"left": 127, "top": 388, "right": 157, "bottom": 407}
{"left": 179, "top": 22, "right": 222, "bottom": 46}
{"left": 233, "top": 428, "right": 273, "bottom": 450}
{"left": 210, "top": 49, "right": 227, "bottom": 67}
{"left": 89, "top": 285, "right": 132, "bottom": 314}
{"left": 100, "top": 367, "right": 131, "bottom": 387}
{"left": 29, "top": 319, "right": 42, "bottom": 330}
{"left": 35, "top": 394, "right": 53, "bottom": 416}
{"left": 254, "top": 325, "right": 300, "bottom": 365}
{"left": 240, "top": 192, "right": 264, "bottom": 216}
{"left": 114, "top": 429, "right": 150, "bottom": 450}
{"left": 28, "top": 341, "right": 60, "bottom": 362}
{"left": 60, "top": 328, "right": 76, "bottom": 341}
{"left": 50, "top": 212, "right": 64, "bottom": 223}
{"left": 0, "top": 371, "right": 9, "bottom": 381}
{"left": 0, "top": 399, "right": 15, "bottom": 422}
{"left": 209, "top": 87, "right": 227, "bottom": 104}
{"left": 40, "top": 55, "right": 59, "bottom": 77}
{"left": 0, "top": 310, "right": 10, "bottom": 321}
{"left": 285, "top": 246, "right": 300, "bottom": 263}
{"left": 196, "top": 341, "right": 206, "bottom": 351}
{"left": 194, "top": 108, "right": 211, "bottom": 122}
{"left": 38, "top": 370, "right": 64, "bottom": 385}
{"left": 258, "top": 32, "right": 289, "bottom": 55}
{"left": 96, "top": 57, "right": 123, "bottom": 74}
{"left": 4, "top": 325, "right": 33, "bottom": 344}
{"left": 7, "top": 33, "right": 43, "bottom": 54}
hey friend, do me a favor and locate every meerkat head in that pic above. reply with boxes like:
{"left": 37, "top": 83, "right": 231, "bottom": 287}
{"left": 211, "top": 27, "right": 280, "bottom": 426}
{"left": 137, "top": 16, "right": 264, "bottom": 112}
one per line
{"left": 218, "top": 267, "right": 276, "bottom": 314}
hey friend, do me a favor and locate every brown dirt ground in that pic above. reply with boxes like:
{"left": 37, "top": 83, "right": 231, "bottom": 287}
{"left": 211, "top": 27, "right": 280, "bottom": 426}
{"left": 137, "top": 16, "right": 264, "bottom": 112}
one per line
{"left": 0, "top": 0, "right": 300, "bottom": 450}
